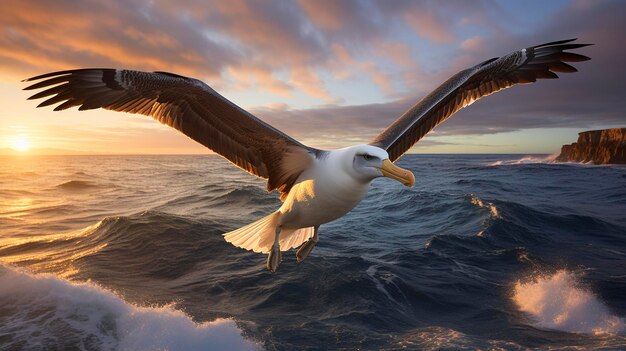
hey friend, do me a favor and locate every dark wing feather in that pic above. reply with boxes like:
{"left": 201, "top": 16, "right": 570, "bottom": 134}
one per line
{"left": 369, "top": 39, "right": 592, "bottom": 161}
{"left": 23, "top": 69, "right": 318, "bottom": 199}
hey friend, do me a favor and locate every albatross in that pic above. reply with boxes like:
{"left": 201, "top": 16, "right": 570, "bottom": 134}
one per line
{"left": 23, "top": 39, "right": 590, "bottom": 272}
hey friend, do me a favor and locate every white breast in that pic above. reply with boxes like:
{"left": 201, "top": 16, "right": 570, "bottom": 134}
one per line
{"left": 279, "top": 151, "right": 370, "bottom": 229}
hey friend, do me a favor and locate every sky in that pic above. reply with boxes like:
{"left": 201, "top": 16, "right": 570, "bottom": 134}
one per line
{"left": 0, "top": 0, "right": 625, "bottom": 154}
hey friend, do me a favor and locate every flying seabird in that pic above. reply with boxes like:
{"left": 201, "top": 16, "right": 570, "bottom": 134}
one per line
{"left": 23, "top": 39, "right": 590, "bottom": 272}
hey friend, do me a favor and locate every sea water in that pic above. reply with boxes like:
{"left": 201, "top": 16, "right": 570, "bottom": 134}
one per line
{"left": 1, "top": 154, "right": 625, "bottom": 350}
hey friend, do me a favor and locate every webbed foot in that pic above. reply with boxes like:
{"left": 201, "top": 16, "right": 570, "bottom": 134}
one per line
{"left": 266, "top": 245, "right": 282, "bottom": 272}
{"left": 296, "top": 239, "right": 318, "bottom": 263}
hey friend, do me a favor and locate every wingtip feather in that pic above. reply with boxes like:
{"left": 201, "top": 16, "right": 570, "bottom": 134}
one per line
{"left": 548, "top": 62, "right": 578, "bottom": 73}
{"left": 533, "top": 38, "right": 578, "bottom": 48}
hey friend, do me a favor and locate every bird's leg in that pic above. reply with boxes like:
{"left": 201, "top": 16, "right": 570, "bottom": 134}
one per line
{"left": 266, "top": 225, "right": 282, "bottom": 272}
{"left": 296, "top": 226, "right": 319, "bottom": 263}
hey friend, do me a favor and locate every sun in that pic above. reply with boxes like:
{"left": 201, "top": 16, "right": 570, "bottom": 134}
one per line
{"left": 10, "top": 135, "right": 31, "bottom": 152}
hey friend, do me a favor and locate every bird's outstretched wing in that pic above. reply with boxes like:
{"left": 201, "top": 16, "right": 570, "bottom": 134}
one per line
{"left": 369, "top": 39, "right": 591, "bottom": 161}
{"left": 23, "top": 69, "right": 318, "bottom": 199}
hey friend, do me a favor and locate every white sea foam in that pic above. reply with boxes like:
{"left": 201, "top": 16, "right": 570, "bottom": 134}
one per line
{"left": 0, "top": 265, "right": 262, "bottom": 351}
{"left": 513, "top": 270, "right": 624, "bottom": 335}
{"left": 488, "top": 154, "right": 558, "bottom": 166}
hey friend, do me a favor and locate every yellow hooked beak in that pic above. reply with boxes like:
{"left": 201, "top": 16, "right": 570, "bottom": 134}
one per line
{"left": 379, "top": 159, "right": 415, "bottom": 187}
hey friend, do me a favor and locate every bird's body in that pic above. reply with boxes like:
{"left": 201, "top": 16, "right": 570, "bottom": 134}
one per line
{"left": 222, "top": 144, "right": 409, "bottom": 265}
{"left": 23, "top": 39, "right": 591, "bottom": 271}
{"left": 280, "top": 147, "right": 374, "bottom": 228}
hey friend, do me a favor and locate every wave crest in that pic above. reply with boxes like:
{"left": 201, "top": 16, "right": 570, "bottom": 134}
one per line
{"left": 488, "top": 154, "right": 558, "bottom": 166}
{"left": 469, "top": 194, "right": 500, "bottom": 220}
{"left": 513, "top": 270, "right": 624, "bottom": 335}
{"left": 0, "top": 265, "right": 261, "bottom": 351}
{"left": 56, "top": 180, "right": 98, "bottom": 190}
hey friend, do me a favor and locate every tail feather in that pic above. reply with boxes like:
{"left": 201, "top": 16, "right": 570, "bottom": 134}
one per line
{"left": 280, "top": 227, "right": 314, "bottom": 250}
{"left": 223, "top": 212, "right": 315, "bottom": 254}
{"left": 224, "top": 212, "right": 280, "bottom": 253}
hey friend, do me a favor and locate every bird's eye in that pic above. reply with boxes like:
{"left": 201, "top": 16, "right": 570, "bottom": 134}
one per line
{"left": 363, "top": 154, "right": 374, "bottom": 161}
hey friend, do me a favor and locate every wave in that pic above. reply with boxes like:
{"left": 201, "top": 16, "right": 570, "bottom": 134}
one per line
{"left": 155, "top": 185, "right": 279, "bottom": 218}
{"left": 0, "top": 265, "right": 261, "bottom": 351}
{"left": 0, "top": 211, "right": 248, "bottom": 289}
{"left": 3, "top": 154, "right": 626, "bottom": 349}
{"left": 9, "top": 171, "right": 39, "bottom": 179}
{"left": 487, "top": 154, "right": 558, "bottom": 166}
{"left": 468, "top": 194, "right": 500, "bottom": 220}
{"left": 513, "top": 270, "right": 624, "bottom": 335}
{"left": 56, "top": 180, "right": 98, "bottom": 190}
{"left": 394, "top": 326, "right": 524, "bottom": 350}
{"left": 487, "top": 154, "right": 622, "bottom": 167}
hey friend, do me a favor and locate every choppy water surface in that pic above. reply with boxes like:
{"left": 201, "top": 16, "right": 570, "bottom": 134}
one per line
{"left": 1, "top": 154, "right": 625, "bottom": 350}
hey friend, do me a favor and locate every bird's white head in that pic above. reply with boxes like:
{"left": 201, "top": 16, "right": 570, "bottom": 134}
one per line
{"left": 334, "top": 144, "right": 415, "bottom": 187}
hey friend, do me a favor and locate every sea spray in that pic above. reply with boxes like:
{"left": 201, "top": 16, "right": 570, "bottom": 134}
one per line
{"left": 513, "top": 270, "right": 624, "bottom": 334}
{"left": 487, "top": 153, "right": 559, "bottom": 166}
{"left": 0, "top": 265, "right": 261, "bottom": 351}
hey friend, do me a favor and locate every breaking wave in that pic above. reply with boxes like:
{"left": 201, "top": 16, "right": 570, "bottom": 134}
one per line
{"left": 0, "top": 265, "right": 261, "bottom": 351}
{"left": 488, "top": 154, "right": 558, "bottom": 166}
{"left": 513, "top": 270, "right": 624, "bottom": 335}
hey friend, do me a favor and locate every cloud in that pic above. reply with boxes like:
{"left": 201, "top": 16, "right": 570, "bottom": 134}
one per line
{"left": 298, "top": 0, "right": 360, "bottom": 32}
{"left": 257, "top": 0, "right": 626, "bottom": 148}
{"left": 2, "top": 0, "right": 473, "bottom": 100}
{"left": 0, "top": 0, "right": 490, "bottom": 101}
{"left": 1, "top": 0, "right": 625, "bottom": 153}
{"left": 405, "top": 10, "right": 457, "bottom": 44}
{"left": 375, "top": 41, "right": 414, "bottom": 68}
{"left": 0, "top": 0, "right": 238, "bottom": 78}
{"left": 288, "top": 67, "right": 340, "bottom": 103}
{"left": 460, "top": 36, "right": 486, "bottom": 52}
{"left": 360, "top": 63, "right": 396, "bottom": 96}
{"left": 225, "top": 65, "right": 293, "bottom": 97}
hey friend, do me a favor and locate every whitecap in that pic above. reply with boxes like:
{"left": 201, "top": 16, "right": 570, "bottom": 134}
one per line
{"left": 0, "top": 265, "right": 262, "bottom": 350}
{"left": 487, "top": 154, "right": 558, "bottom": 166}
{"left": 513, "top": 270, "right": 624, "bottom": 335}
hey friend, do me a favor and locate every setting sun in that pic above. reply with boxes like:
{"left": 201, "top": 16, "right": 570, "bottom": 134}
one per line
{"left": 9, "top": 135, "right": 31, "bottom": 152}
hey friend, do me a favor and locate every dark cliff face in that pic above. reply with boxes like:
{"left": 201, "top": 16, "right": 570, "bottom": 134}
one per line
{"left": 556, "top": 128, "right": 626, "bottom": 164}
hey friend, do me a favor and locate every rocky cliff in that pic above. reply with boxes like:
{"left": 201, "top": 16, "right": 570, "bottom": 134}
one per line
{"left": 555, "top": 128, "right": 626, "bottom": 164}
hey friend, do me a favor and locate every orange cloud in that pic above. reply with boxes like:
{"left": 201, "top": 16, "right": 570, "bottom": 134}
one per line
{"left": 331, "top": 44, "right": 399, "bottom": 97}
{"left": 123, "top": 27, "right": 179, "bottom": 49}
{"left": 289, "top": 67, "right": 338, "bottom": 103}
{"left": 0, "top": 1, "right": 228, "bottom": 79}
{"left": 331, "top": 44, "right": 354, "bottom": 65}
{"left": 298, "top": 0, "right": 351, "bottom": 31}
{"left": 405, "top": 10, "right": 456, "bottom": 43}
{"left": 375, "top": 41, "right": 414, "bottom": 68}
{"left": 460, "top": 36, "right": 486, "bottom": 52}
{"left": 361, "top": 63, "right": 394, "bottom": 96}
{"left": 226, "top": 66, "right": 292, "bottom": 97}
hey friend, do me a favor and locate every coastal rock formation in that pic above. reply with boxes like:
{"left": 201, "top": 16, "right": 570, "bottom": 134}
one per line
{"left": 556, "top": 128, "right": 626, "bottom": 164}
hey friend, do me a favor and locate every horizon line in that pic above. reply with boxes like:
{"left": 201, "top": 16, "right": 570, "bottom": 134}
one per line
{"left": 0, "top": 152, "right": 554, "bottom": 157}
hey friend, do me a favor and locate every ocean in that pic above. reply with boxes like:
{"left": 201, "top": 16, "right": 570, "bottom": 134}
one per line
{"left": 0, "top": 154, "right": 625, "bottom": 350}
